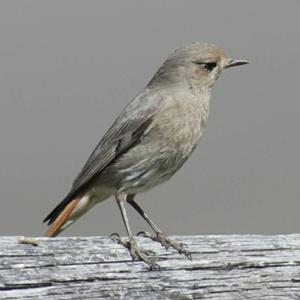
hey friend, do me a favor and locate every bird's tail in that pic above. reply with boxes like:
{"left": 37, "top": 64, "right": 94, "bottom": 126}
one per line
{"left": 44, "top": 191, "right": 94, "bottom": 237}
{"left": 45, "top": 198, "right": 81, "bottom": 237}
{"left": 44, "top": 189, "right": 112, "bottom": 237}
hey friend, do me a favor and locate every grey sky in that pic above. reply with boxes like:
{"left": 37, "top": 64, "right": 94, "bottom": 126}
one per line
{"left": 0, "top": 0, "right": 299, "bottom": 236}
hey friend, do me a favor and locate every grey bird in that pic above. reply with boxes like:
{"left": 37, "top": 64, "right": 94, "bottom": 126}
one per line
{"left": 44, "top": 43, "right": 248, "bottom": 268}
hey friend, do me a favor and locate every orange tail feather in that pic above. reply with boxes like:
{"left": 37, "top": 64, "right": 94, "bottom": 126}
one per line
{"left": 45, "top": 198, "right": 80, "bottom": 237}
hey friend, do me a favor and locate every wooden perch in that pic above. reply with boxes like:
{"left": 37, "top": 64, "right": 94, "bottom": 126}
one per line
{"left": 1, "top": 234, "right": 300, "bottom": 299}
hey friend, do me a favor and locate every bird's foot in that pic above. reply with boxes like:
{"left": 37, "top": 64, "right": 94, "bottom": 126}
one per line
{"left": 138, "top": 231, "right": 192, "bottom": 260}
{"left": 110, "top": 233, "right": 159, "bottom": 270}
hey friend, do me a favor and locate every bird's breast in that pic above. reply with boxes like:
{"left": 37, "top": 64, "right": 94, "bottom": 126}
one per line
{"left": 149, "top": 93, "right": 209, "bottom": 157}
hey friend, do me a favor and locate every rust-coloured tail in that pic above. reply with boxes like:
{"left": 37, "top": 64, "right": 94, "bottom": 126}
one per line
{"left": 45, "top": 198, "right": 80, "bottom": 237}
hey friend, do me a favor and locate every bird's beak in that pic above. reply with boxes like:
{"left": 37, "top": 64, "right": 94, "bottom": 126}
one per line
{"left": 225, "top": 59, "right": 249, "bottom": 69}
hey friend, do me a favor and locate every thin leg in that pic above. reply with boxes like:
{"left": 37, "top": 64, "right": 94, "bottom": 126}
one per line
{"left": 116, "top": 193, "right": 133, "bottom": 237}
{"left": 127, "top": 195, "right": 192, "bottom": 260}
{"left": 113, "top": 193, "right": 159, "bottom": 269}
{"left": 127, "top": 194, "right": 162, "bottom": 233}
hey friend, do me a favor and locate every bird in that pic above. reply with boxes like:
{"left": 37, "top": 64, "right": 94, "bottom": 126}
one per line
{"left": 44, "top": 43, "right": 248, "bottom": 268}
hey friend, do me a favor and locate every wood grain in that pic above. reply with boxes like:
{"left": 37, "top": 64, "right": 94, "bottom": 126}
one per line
{"left": 1, "top": 235, "right": 300, "bottom": 299}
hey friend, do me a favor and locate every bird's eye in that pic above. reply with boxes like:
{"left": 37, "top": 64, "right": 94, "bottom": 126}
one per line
{"left": 203, "top": 62, "right": 217, "bottom": 71}
{"left": 194, "top": 61, "right": 217, "bottom": 72}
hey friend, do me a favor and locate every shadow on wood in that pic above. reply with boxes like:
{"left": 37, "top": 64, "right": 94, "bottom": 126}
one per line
{"left": 1, "top": 235, "right": 300, "bottom": 299}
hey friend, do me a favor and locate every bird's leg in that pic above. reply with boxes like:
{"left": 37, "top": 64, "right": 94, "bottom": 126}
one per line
{"left": 113, "top": 193, "right": 159, "bottom": 269}
{"left": 127, "top": 195, "right": 192, "bottom": 259}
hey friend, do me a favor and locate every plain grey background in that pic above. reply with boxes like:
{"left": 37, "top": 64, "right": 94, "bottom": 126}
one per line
{"left": 0, "top": 1, "right": 299, "bottom": 237}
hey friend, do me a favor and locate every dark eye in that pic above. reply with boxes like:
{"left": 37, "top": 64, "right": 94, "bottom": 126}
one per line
{"left": 203, "top": 62, "right": 217, "bottom": 71}
{"left": 194, "top": 61, "right": 217, "bottom": 72}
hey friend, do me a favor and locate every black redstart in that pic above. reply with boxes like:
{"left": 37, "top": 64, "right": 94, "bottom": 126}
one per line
{"left": 44, "top": 43, "right": 248, "bottom": 268}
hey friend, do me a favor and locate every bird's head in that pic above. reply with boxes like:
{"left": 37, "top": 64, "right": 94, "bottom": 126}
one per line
{"left": 148, "top": 43, "right": 248, "bottom": 91}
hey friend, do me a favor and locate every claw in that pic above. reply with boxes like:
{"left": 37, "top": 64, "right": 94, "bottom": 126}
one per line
{"left": 142, "top": 232, "right": 192, "bottom": 260}
{"left": 110, "top": 232, "right": 122, "bottom": 243}
{"left": 137, "top": 231, "right": 147, "bottom": 237}
{"left": 111, "top": 234, "right": 160, "bottom": 270}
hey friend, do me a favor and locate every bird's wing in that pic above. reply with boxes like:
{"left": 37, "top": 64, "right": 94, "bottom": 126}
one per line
{"left": 44, "top": 91, "right": 162, "bottom": 225}
{"left": 71, "top": 108, "right": 157, "bottom": 193}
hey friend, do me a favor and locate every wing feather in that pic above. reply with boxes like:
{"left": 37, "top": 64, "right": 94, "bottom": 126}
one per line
{"left": 44, "top": 111, "right": 156, "bottom": 225}
{"left": 70, "top": 110, "right": 157, "bottom": 193}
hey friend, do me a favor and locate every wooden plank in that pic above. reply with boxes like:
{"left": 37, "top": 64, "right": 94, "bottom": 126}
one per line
{"left": 1, "top": 235, "right": 300, "bottom": 299}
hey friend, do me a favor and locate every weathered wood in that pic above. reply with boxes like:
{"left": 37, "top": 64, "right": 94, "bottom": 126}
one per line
{"left": 1, "top": 235, "right": 300, "bottom": 299}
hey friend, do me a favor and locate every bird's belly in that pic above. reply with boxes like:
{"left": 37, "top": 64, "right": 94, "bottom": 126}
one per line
{"left": 111, "top": 131, "right": 203, "bottom": 194}
{"left": 116, "top": 154, "right": 185, "bottom": 194}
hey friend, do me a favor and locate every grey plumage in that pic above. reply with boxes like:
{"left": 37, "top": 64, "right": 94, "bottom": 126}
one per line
{"left": 44, "top": 43, "right": 248, "bottom": 267}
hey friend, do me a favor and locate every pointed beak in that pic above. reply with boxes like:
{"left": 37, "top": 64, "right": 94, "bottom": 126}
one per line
{"left": 225, "top": 59, "right": 249, "bottom": 69}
